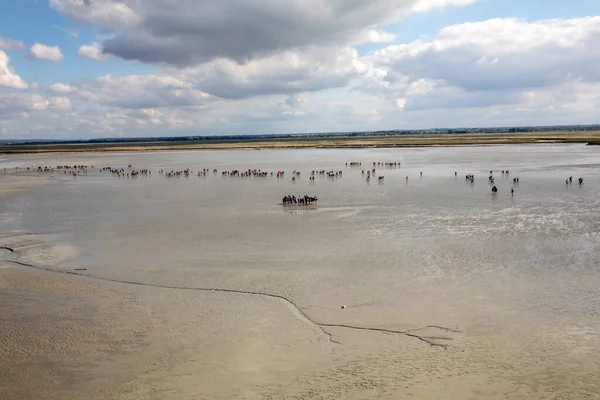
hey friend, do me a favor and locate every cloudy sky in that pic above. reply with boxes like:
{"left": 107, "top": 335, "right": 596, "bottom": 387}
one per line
{"left": 1, "top": 0, "right": 599, "bottom": 139}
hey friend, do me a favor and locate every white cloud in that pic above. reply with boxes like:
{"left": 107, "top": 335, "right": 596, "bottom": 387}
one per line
{"left": 30, "top": 43, "right": 64, "bottom": 61}
{"left": 394, "top": 98, "right": 407, "bottom": 110}
{"left": 412, "top": 0, "right": 479, "bottom": 13}
{"left": 103, "top": 108, "right": 191, "bottom": 128}
{"left": 174, "top": 46, "right": 364, "bottom": 99}
{"left": 405, "top": 79, "right": 437, "bottom": 96}
{"left": 362, "top": 29, "right": 398, "bottom": 44}
{"left": 371, "top": 17, "right": 600, "bottom": 91}
{"left": 0, "top": 37, "right": 26, "bottom": 51}
{"left": 78, "top": 42, "right": 109, "bottom": 60}
{"left": 0, "top": 50, "right": 28, "bottom": 89}
{"left": 48, "top": 97, "right": 72, "bottom": 109}
{"left": 363, "top": 16, "right": 600, "bottom": 111}
{"left": 49, "top": 83, "right": 76, "bottom": 94}
{"left": 52, "top": 0, "right": 481, "bottom": 66}
{"left": 49, "top": 0, "right": 138, "bottom": 30}
{"left": 0, "top": 93, "right": 71, "bottom": 118}
{"left": 75, "top": 74, "right": 214, "bottom": 108}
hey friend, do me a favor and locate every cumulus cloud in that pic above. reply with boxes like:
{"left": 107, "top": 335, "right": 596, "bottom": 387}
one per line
{"left": 75, "top": 74, "right": 214, "bottom": 108}
{"left": 0, "top": 37, "right": 26, "bottom": 51}
{"left": 30, "top": 43, "right": 64, "bottom": 61}
{"left": 0, "top": 51, "right": 28, "bottom": 89}
{"left": 78, "top": 42, "right": 109, "bottom": 60}
{"left": 52, "top": 0, "right": 480, "bottom": 66}
{"left": 49, "top": 0, "right": 138, "bottom": 30}
{"left": 49, "top": 83, "right": 76, "bottom": 93}
{"left": 174, "top": 46, "right": 365, "bottom": 99}
{"left": 371, "top": 17, "right": 600, "bottom": 92}
{"left": 104, "top": 108, "right": 191, "bottom": 129}
{"left": 0, "top": 93, "right": 71, "bottom": 118}
{"left": 364, "top": 16, "right": 600, "bottom": 110}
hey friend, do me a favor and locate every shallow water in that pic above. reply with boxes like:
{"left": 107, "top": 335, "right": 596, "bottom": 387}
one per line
{"left": 2, "top": 145, "right": 600, "bottom": 332}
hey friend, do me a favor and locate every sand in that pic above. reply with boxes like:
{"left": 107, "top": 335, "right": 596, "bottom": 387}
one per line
{"left": 0, "top": 174, "right": 47, "bottom": 199}
{"left": 2, "top": 233, "right": 599, "bottom": 399}
{"left": 2, "top": 148, "right": 600, "bottom": 399}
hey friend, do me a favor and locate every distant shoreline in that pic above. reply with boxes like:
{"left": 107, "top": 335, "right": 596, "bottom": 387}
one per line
{"left": 2, "top": 131, "right": 600, "bottom": 154}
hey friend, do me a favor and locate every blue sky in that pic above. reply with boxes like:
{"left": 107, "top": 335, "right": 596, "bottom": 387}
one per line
{"left": 1, "top": 1, "right": 156, "bottom": 84}
{"left": 1, "top": 0, "right": 599, "bottom": 138}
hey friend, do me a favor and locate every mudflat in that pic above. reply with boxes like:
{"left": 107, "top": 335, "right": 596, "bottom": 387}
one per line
{"left": 1, "top": 145, "right": 599, "bottom": 399}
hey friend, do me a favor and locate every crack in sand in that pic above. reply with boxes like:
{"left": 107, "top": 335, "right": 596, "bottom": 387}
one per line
{"left": 318, "top": 323, "right": 456, "bottom": 348}
{"left": 0, "top": 244, "right": 459, "bottom": 348}
{"left": 406, "top": 325, "right": 462, "bottom": 334}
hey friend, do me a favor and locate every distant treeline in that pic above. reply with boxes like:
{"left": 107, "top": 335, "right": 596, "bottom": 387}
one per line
{"left": 372, "top": 125, "right": 600, "bottom": 135}
{"left": 3, "top": 124, "right": 600, "bottom": 145}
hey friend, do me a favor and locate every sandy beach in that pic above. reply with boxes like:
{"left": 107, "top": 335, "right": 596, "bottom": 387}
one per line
{"left": 2, "top": 146, "right": 600, "bottom": 399}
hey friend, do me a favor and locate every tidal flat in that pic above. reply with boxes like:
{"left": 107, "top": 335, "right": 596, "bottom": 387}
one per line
{"left": 1, "top": 144, "right": 599, "bottom": 399}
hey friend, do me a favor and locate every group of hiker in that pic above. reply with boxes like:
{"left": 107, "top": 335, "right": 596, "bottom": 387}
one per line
{"left": 566, "top": 176, "right": 584, "bottom": 185}
{"left": 17, "top": 161, "right": 589, "bottom": 203}
{"left": 282, "top": 195, "right": 318, "bottom": 205}
{"left": 222, "top": 169, "right": 269, "bottom": 178}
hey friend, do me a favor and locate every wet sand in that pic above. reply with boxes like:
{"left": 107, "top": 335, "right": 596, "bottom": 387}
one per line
{"left": 1, "top": 235, "right": 599, "bottom": 399}
{"left": 2, "top": 147, "right": 600, "bottom": 399}
{"left": 0, "top": 174, "right": 47, "bottom": 199}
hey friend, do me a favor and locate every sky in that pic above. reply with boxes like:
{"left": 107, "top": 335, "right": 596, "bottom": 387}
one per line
{"left": 1, "top": 0, "right": 600, "bottom": 139}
